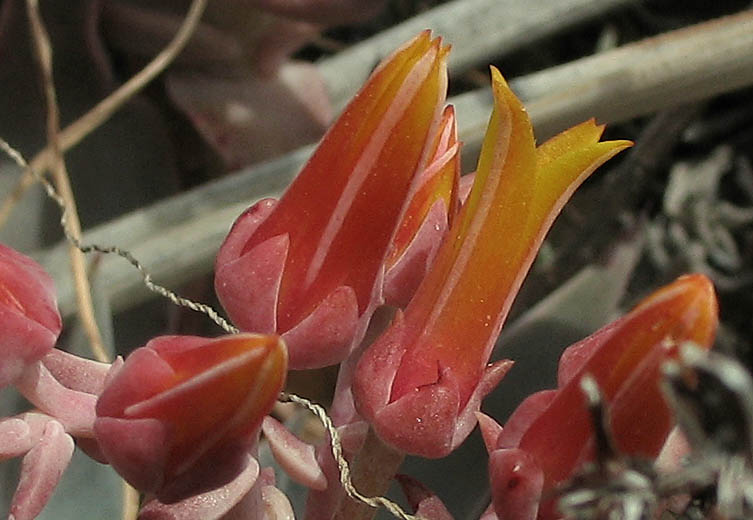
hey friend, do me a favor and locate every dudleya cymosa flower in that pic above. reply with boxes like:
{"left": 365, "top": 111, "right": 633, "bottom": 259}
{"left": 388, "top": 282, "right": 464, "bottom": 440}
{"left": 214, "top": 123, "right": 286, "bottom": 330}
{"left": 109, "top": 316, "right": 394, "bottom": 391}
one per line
{"left": 483, "top": 274, "right": 718, "bottom": 520}
{"left": 214, "top": 31, "right": 450, "bottom": 370}
{"left": 353, "top": 68, "right": 632, "bottom": 458}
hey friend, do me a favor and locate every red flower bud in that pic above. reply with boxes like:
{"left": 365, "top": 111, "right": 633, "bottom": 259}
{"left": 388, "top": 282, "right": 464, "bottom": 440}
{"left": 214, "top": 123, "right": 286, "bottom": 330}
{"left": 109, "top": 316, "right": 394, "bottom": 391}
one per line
{"left": 486, "top": 274, "right": 718, "bottom": 520}
{"left": 214, "top": 31, "right": 449, "bottom": 369}
{"left": 95, "top": 333, "right": 286, "bottom": 500}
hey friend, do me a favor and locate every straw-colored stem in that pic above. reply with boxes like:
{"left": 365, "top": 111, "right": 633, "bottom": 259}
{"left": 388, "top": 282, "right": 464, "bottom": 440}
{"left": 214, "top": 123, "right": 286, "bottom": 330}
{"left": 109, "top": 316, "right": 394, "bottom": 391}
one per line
{"left": 26, "top": 0, "right": 108, "bottom": 363}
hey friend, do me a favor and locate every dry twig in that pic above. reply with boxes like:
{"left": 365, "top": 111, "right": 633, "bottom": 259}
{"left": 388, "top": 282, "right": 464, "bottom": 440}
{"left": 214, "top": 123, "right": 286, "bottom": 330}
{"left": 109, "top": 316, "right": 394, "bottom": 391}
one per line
{"left": 0, "top": 0, "right": 208, "bottom": 228}
{"left": 26, "top": 0, "right": 109, "bottom": 363}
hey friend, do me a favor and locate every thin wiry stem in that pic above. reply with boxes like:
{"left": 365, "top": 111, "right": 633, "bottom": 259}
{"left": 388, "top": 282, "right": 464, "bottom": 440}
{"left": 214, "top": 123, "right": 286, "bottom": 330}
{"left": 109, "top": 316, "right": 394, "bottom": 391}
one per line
{"left": 279, "top": 392, "right": 424, "bottom": 520}
{"left": 26, "top": 0, "right": 108, "bottom": 363}
{"left": 0, "top": 136, "right": 239, "bottom": 336}
{"left": 0, "top": 0, "right": 209, "bottom": 229}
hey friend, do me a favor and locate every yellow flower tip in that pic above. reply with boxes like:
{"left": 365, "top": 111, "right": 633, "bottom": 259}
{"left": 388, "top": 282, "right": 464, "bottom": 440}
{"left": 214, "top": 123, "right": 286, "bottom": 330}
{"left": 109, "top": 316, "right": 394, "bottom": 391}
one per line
{"left": 488, "top": 65, "right": 532, "bottom": 133}
{"left": 413, "top": 29, "right": 433, "bottom": 47}
{"left": 439, "top": 41, "right": 452, "bottom": 59}
{"left": 488, "top": 65, "right": 508, "bottom": 88}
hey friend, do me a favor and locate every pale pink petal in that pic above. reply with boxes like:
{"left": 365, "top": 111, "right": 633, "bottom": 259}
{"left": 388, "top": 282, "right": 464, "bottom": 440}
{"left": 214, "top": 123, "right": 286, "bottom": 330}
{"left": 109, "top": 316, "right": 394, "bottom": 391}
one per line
{"left": 262, "top": 416, "right": 327, "bottom": 491}
{"left": 252, "top": 21, "right": 320, "bottom": 77}
{"left": 251, "top": 0, "right": 386, "bottom": 25}
{"left": 0, "top": 418, "right": 33, "bottom": 460}
{"left": 9, "top": 420, "right": 74, "bottom": 520}
{"left": 15, "top": 361, "right": 97, "bottom": 436}
{"left": 261, "top": 485, "right": 295, "bottom": 520}
{"left": 42, "top": 349, "right": 112, "bottom": 395}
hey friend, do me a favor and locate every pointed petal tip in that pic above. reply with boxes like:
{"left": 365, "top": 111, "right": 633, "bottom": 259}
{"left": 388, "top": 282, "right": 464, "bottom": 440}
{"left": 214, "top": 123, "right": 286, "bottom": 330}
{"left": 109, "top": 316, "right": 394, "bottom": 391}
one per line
{"left": 476, "top": 412, "right": 503, "bottom": 453}
{"left": 488, "top": 65, "right": 507, "bottom": 87}
{"left": 635, "top": 272, "right": 718, "bottom": 322}
{"left": 439, "top": 41, "right": 451, "bottom": 58}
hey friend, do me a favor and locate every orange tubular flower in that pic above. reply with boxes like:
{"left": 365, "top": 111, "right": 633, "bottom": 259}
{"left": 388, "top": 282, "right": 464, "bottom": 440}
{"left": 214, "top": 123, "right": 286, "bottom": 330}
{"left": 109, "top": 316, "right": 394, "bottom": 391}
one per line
{"left": 214, "top": 32, "right": 449, "bottom": 370}
{"left": 94, "top": 334, "right": 286, "bottom": 501}
{"left": 485, "top": 274, "right": 718, "bottom": 520}
{"left": 353, "top": 68, "right": 632, "bottom": 458}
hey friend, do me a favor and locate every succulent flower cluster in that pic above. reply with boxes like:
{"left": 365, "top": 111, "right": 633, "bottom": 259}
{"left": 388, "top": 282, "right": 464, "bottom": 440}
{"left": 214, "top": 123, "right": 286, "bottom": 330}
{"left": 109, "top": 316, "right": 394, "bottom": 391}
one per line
{"left": 0, "top": 31, "right": 731, "bottom": 520}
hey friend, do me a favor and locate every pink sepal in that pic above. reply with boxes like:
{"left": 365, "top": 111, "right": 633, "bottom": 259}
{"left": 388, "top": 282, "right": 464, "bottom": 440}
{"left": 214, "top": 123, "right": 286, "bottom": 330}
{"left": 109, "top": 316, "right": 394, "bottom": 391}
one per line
{"left": 216, "top": 232, "right": 288, "bottom": 334}
{"left": 215, "top": 199, "right": 283, "bottom": 333}
{"left": 655, "top": 426, "right": 691, "bottom": 474}
{"left": 0, "top": 306, "right": 58, "bottom": 390}
{"left": 451, "top": 360, "right": 514, "bottom": 452}
{"left": 260, "top": 485, "right": 296, "bottom": 520}
{"left": 95, "top": 416, "right": 168, "bottom": 493}
{"left": 476, "top": 412, "right": 503, "bottom": 454}
{"left": 488, "top": 448, "right": 543, "bottom": 520}
{"left": 479, "top": 504, "right": 500, "bottom": 520}
{"left": 9, "top": 420, "right": 74, "bottom": 520}
{"left": 383, "top": 199, "right": 449, "bottom": 308}
{"left": 102, "top": 356, "right": 124, "bottom": 389}
{"left": 556, "top": 321, "right": 621, "bottom": 387}
{"left": 41, "top": 349, "right": 112, "bottom": 395}
{"left": 358, "top": 319, "right": 513, "bottom": 458}
{"left": 259, "top": 466, "right": 276, "bottom": 487}
{"left": 139, "top": 455, "right": 260, "bottom": 520}
{"left": 16, "top": 412, "right": 52, "bottom": 442}
{"left": 396, "top": 474, "right": 454, "bottom": 520}
{"left": 495, "top": 390, "right": 558, "bottom": 450}
{"left": 15, "top": 361, "right": 97, "bottom": 437}
{"left": 262, "top": 416, "right": 327, "bottom": 490}
{"left": 215, "top": 197, "right": 362, "bottom": 369}
{"left": 458, "top": 173, "right": 475, "bottom": 204}
{"left": 215, "top": 199, "right": 279, "bottom": 268}
{"left": 281, "top": 285, "right": 359, "bottom": 369}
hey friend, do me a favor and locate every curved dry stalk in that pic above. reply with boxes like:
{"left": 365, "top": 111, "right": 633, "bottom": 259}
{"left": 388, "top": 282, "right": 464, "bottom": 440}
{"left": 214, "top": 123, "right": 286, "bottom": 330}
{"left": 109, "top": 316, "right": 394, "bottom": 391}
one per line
{"left": 26, "top": 0, "right": 109, "bottom": 364}
{"left": 0, "top": 0, "right": 208, "bottom": 229}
